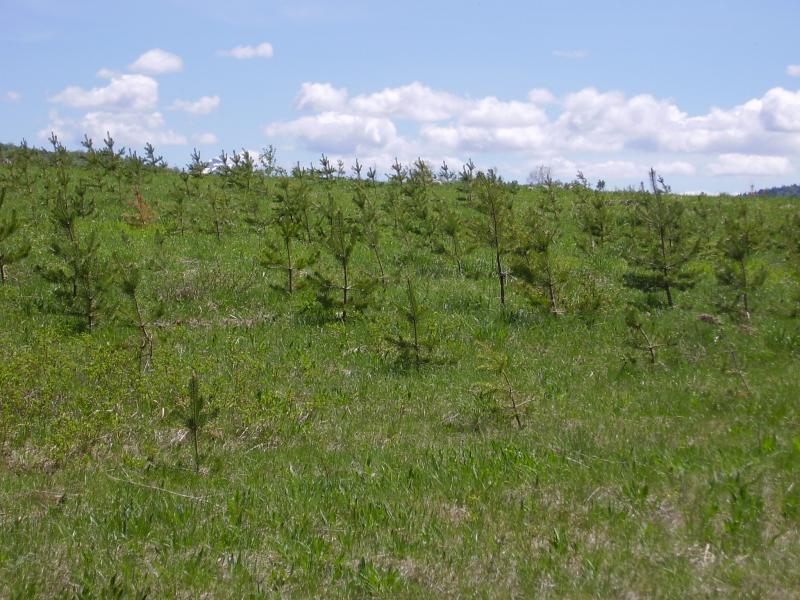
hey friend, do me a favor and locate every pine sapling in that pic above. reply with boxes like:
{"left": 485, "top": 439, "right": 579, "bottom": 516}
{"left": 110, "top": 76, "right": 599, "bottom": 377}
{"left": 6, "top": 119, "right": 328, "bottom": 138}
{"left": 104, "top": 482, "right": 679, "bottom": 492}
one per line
{"left": 573, "top": 171, "right": 613, "bottom": 252}
{"left": 623, "top": 169, "right": 699, "bottom": 307}
{"left": 715, "top": 202, "right": 766, "bottom": 320}
{"left": 312, "top": 209, "right": 372, "bottom": 322}
{"left": 432, "top": 202, "right": 466, "bottom": 276}
{"left": 118, "top": 259, "right": 155, "bottom": 373}
{"left": 123, "top": 186, "right": 155, "bottom": 227}
{"left": 457, "top": 159, "right": 476, "bottom": 204}
{"left": 167, "top": 173, "right": 193, "bottom": 234}
{"left": 352, "top": 183, "right": 387, "bottom": 287}
{"left": 386, "top": 277, "right": 431, "bottom": 371}
{"left": 39, "top": 154, "right": 110, "bottom": 331}
{"left": 625, "top": 308, "right": 661, "bottom": 365}
{"left": 438, "top": 160, "right": 456, "bottom": 183}
{"left": 474, "top": 346, "right": 529, "bottom": 429}
{"left": 100, "top": 131, "right": 126, "bottom": 194}
{"left": 188, "top": 148, "right": 209, "bottom": 177}
{"left": 143, "top": 142, "right": 166, "bottom": 172}
{"left": 472, "top": 170, "right": 513, "bottom": 305}
{"left": 173, "top": 372, "right": 218, "bottom": 472}
{"left": 0, "top": 186, "right": 31, "bottom": 284}
{"left": 511, "top": 207, "right": 565, "bottom": 315}
{"left": 207, "top": 186, "right": 231, "bottom": 240}
{"left": 260, "top": 182, "right": 317, "bottom": 294}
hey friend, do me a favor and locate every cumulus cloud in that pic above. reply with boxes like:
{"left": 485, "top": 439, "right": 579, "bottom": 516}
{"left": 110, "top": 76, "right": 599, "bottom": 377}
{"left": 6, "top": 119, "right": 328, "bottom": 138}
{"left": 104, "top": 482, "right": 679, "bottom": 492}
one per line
{"left": 268, "top": 80, "right": 800, "bottom": 185}
{"left": 787, "top": 65, "right": 800, "bottom": 77}
{"left": 50, "top": 74, "right": 158, "bottom": 112}
{"left": 170, "top": 95, "right": 221, "bottom": 115}
{"left": 654, "top": 161, "right": 696, "bottom": 175}
{"left": 4, "top": 91, "right": 22, "bottom": 102}
{"left": 45, "top": 70, "right": 187, "bottom": 148}
{"left": 759, "top": 87, "right": 800, "bottom": 131}
{"left": 129, "top": 49, "right": 183, "bottom": 74}
{"left": 219, "top": 42, "right": 274, "bottom": 59}
{"left": 295, "top": 82, "right": 348, "bottom": 112}
{"left": 349, "top": 82, "right": 465, "bottom": 121}
{"left": 707, "top": 153, "right": 793, "bottom": 176}
{"left": 192, "top": 132, "right": 219, "bottom": 145}
{"left": 41, "top": 110, "right": 186, "bottom": 147}
{"left": 266, "top": 112, "right": 397, "bottom": 153}
{"left": 528, "top": 88, "right": 556, "bottom": 104}
{"left": 80, "top": 111, "right": 186, "bottom": 145}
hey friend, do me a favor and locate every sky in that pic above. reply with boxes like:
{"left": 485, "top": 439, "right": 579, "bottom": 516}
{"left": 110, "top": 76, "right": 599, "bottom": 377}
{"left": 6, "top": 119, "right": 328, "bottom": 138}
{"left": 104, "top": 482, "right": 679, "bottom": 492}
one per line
{"left": 2, "top": 0, "right": 800, "bottom": 192}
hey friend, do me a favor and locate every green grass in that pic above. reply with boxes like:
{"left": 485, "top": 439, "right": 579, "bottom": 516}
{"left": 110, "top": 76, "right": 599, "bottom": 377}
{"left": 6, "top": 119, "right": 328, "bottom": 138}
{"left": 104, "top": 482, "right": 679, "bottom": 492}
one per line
{"left": 1, "top": 161, "right": 799, "bottom": 597}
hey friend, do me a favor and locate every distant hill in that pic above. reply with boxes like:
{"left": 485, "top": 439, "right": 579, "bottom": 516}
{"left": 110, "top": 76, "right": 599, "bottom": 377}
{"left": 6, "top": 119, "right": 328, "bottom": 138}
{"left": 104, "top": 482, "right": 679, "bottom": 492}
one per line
{"left": 750, "top": 184, "right": 800, "bottom": 198}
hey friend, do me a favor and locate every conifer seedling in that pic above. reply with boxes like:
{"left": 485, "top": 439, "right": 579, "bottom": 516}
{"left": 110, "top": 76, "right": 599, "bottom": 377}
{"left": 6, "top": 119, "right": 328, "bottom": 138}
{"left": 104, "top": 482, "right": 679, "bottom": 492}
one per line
{"left": 474, "top": 345, "right": 528, "bottom": 429}
{"left": 715, "top": 202, "right": 766, "bottom": 320}
{"left": 0, "top": 186, "right": 31, "bottom": 284}
{"left": 173, "top": 371, "right": 218, "bottom": 473}
{"left": 623, "top": 169, "right": 699, "bottom": 307}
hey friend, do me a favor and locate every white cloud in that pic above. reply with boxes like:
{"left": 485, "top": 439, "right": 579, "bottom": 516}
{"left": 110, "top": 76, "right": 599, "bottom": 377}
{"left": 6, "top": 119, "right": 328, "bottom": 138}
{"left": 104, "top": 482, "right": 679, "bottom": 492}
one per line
{"left": 787, "top": 65, "right": 800, "bottom": 77}
{"left": 40, "top": 110, "right": 186, "bottom": 147}
{"left": 4, "top": 91, "right": 22, "bottom": 102}
{"left": 81, "top": 111, "right": 186, "bottom": 146}
{"left": 170, "top": 95, "right": 221, "bottom": 115}
{"left": 266, "top": 112, "right": 397, "bottom": 153}
{"left": 50, "top": 74, "right": 158, "bottom": 112}
{"left": 553, "top": 49, "right": 589, "bottom": 59}
{"left": 759, "top": 87, "right": 800, "bottom": 131}
{"left": 349, "top": 82, "right": 465, "bottom": 121}
{"left": 45, "top": 68, "right": 188, "bottom": 148}
{"left": 268, "top": 80, "right": 800, "bottom": 185}
{"left": 460, "top": 97, "right": 548, "bottom": 127}
{"left": 192, "top": 132, "right": 219, "bottom": 145}
{"left": 219, "top": 42, "right": 273, "bottom": 59}
{"left": 295, "top": 82, "right": 348, "bottom": 112}
{"left": 421, "top": 123, "right": 549, "bottom": 152}
{"left": 96, "top": 68, "right": 119, "bottom": 79}
{"left": 528, "top": 88, "right": 556, "bottom": 104}
{"left": 654, "top": 161, "right": 696, "bottom": 175}
{"left": 129, "top": 49, "right": 183, "bottom": 74}
{"left": 707, "top": 153, "right": 793, "bottom": 176}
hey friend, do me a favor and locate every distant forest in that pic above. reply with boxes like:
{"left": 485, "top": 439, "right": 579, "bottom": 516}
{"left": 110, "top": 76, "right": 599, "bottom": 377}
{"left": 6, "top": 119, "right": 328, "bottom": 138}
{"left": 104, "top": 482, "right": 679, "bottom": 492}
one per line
{"left": 751, "top": 184, "right": 800, "bottom": 198}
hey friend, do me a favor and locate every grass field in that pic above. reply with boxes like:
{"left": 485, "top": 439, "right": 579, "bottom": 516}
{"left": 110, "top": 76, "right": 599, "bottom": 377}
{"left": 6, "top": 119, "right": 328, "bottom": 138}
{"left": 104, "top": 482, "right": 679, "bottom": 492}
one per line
{"left": 1, "top": 147, "right": 799, "bottom": 597}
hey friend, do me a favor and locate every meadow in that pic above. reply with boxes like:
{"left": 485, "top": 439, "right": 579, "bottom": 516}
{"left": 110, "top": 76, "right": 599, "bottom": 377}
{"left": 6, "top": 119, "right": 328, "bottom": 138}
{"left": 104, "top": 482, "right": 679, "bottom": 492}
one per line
{"left": 0, "top": 137, "right": 799, "bottom": 597}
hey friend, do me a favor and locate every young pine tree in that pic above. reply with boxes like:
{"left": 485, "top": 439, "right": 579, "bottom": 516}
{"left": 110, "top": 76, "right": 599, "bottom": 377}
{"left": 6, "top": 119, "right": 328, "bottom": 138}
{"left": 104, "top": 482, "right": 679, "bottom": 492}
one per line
{"left": 715, "top": 201, "right": 766, "bottom": 320}
{"left": 474, "top": 345, "right": 528, "bottom": 429}
{"left": 166, "top": 172, "right": 194, "bottom": 234}
{"left": 100, "top": 131, "right": 126, "bottom": 194}
{"left": 352, "top": 182, "right": 387, "bottom": 287}
{"left": 173, "top": 372, "right": 218, "bottom": 472}
{"left": 118, "top": 259, "right": 156, "bottom": 373}
{"left": 260, "top": 178, "right": 317, "bottom": 294}
{"left": 41, "top": 184, "right": 110, "bottom": 331}
{"left": 312, "top": 209, "right": 371, "bottom": 322}
{"left": 432, "top": 201, "right": 466, "bottom": 276}
{"left": 623, "top": 169, "right": 698, "bottom": 307}
{"left": 39, "top": 136, "right": 111, "bottom": 330}
{"left": 510, "top": 207, "right": 566, "bottom": 315}
{"left": 123, "top": 186, "right": 155, "bottom": 227}
{"left": 386, "top": 277, "right": 432, "bottom": 371}
{"left": 624, "top": 308, "right": 662, "bottom": 366}
{"left": 573, "top": 171, "right": 613, "bottom": 252}
{"left": 472, "top": 169, "right": 513, "bottom": 305}
{"left": 0, "top": 186, "right": 31, "bottom": 284}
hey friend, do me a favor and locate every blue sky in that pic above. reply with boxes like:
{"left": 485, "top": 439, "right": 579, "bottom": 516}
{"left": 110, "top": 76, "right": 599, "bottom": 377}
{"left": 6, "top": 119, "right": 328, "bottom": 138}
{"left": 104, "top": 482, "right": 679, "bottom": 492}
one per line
{"left": 2, "top": 0, "right": 800, "bottom": 192}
